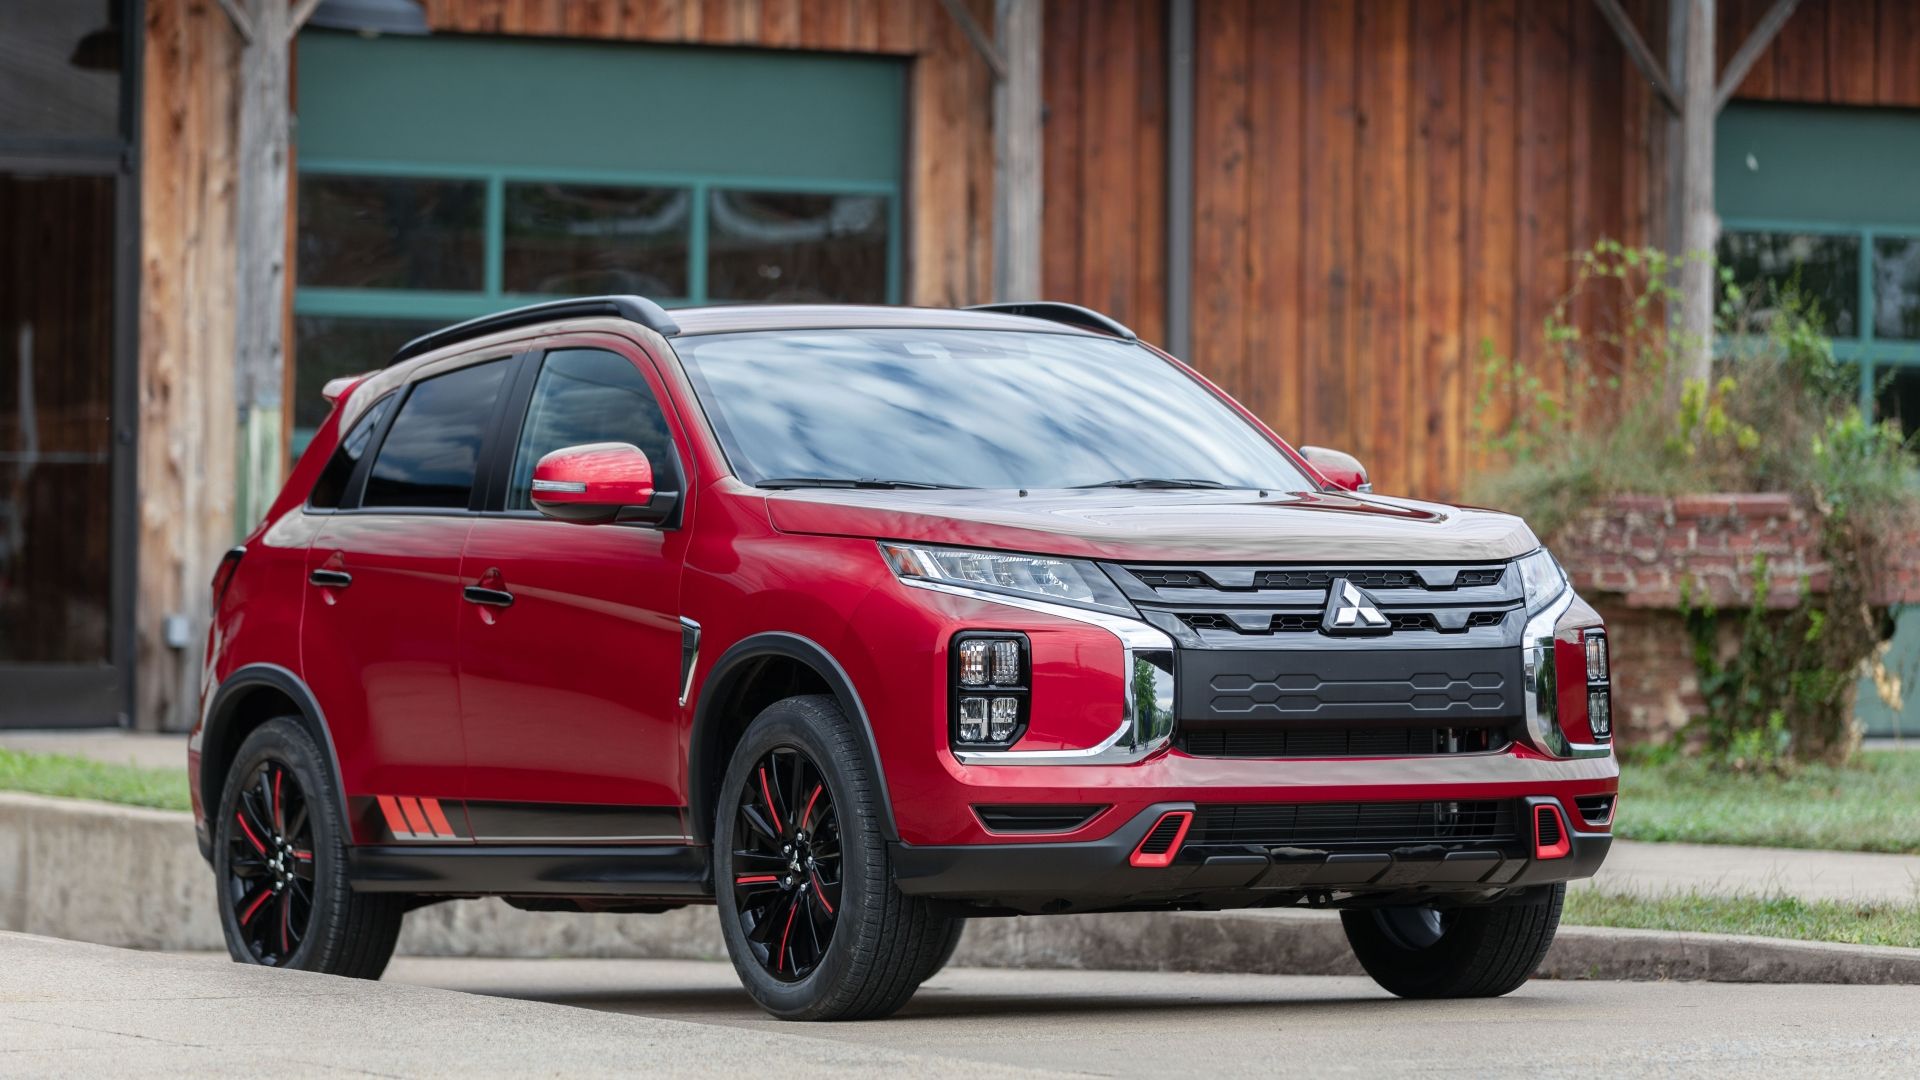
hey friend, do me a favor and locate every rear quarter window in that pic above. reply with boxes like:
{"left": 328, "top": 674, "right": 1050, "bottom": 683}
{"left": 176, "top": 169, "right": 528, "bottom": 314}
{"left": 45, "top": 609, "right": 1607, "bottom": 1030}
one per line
{"left": 362, "top": 360, "right": 511, "bottom": 510}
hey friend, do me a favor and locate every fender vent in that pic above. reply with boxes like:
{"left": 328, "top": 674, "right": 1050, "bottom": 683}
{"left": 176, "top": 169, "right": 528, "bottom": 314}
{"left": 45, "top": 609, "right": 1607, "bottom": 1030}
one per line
{"left": 974, "top": 804, "right": 1107, "bottom": 834}
{"left": 1130, "top": 810, "right": 1194, "bottom": 868}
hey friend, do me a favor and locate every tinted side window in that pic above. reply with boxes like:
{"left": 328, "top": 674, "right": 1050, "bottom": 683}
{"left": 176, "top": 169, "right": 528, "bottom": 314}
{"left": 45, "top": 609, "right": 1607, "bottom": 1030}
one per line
{"left": 364, "top": 360, "right": 510, "bottom": 509}
{"left": 507, "top": 349, "right": 680, "bottom": 510}
{"left": 308, "top": 393, "right": 395, "bottom": 509}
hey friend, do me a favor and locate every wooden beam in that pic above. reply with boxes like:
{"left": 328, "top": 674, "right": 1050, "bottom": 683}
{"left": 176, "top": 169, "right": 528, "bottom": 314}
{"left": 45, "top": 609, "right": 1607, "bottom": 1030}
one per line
{"left": 1594, "top": 0, "right": 1680, "bottom": 116}
{"left": 938, "top": 0, "right": 1006, "bottom": 79}
{"left": 1676, "top": 0, "right": 1717, "bottom": 391}
{"left": 1714, "top": 0, "right": 1801, "bottom": 111}
{"left": 993, "top": 0, "right": 1042, "bottom": 300}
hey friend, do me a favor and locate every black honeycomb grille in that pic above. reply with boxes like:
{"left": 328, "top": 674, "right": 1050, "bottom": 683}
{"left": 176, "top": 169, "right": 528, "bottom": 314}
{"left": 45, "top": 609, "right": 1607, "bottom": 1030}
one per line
{"left": 1193, "top": 801, "right": 1517, "bottom": 846}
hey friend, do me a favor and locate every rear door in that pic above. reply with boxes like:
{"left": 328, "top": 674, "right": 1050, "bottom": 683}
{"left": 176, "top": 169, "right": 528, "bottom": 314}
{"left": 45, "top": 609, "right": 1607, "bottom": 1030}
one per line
{"left": 454, "top": 343, "right": 693, "bottom": 843}
{"left": 302, "top": 353, "right": 518, "bottom": 845}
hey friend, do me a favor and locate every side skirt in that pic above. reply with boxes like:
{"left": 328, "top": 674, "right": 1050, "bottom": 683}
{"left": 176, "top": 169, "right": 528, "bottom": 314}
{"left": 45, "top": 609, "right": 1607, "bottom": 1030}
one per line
{"left": 348, "top": 844, "right": 712, "bottom": 899}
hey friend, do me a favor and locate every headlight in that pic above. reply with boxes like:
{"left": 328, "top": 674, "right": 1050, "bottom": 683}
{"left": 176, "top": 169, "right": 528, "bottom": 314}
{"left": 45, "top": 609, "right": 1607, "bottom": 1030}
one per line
{"left": 1516, "top": 548, "right": 1567, "bottom": 614}
{"left": 880, "top": 542, "right": 1134, "bottom": 615}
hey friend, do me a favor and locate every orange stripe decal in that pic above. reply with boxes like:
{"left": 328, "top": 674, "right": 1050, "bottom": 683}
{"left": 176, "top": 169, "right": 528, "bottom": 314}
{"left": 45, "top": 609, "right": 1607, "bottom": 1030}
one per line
{"left": 398, "top": 797, "right": 432, "bottom": 837}
{"left": 375, "top": 795, "right": 410, "bottom": 837}
{"left": 421, "top": 797, "right": 457, "bottom": 839}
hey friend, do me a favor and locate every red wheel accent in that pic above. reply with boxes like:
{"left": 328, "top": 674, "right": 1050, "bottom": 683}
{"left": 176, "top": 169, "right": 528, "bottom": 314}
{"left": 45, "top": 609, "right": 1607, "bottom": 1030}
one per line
{"left": 800, "top": 784, "right": 823, "bottom": 832}
{"left": 735, "top": 874, "right": 780, "bottom": 885}
{"left": 758, "top": 767, "right": 783, "bottom": 833}
{"left": 731, "top": 745, "right": 841, "bottom": 982}
{"left": 235, "top": 813, "right": 269, "bottom": 856}
{"left": 774, "top": 898, "right": 800, "bottom": 973}
{"left": 810, "top": 872, "right": 834, "bottom": 915}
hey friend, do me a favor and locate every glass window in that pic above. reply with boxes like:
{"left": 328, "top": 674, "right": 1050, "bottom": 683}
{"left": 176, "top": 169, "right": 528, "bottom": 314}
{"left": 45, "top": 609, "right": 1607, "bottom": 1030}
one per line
{"left": 507, "top": 350, "right": 679, "bottom": 510}
{"left": 503, "top": 183, "right": 690, "bottom": 297}
{"left": 707, "top": 191, "right": 887, "bottom": 303}
{"left": 363, "top": 360, "right": 510, "bottom": 509}
{"left": 1718, "top": 230, "right": 1860, "bottom": 337}
{"left": 1872, "top": 236, "right": 1920, "bottom": 341}
{"left": 0, "top": 3, "right": 121, "bottom": 140}
{"left": 1877, "top": 366, "right": 1920, "bottom": 439}
{"left": 308, "top": 393, "right": 395, "bottom": 510}
{"left": 297, "top": 175, "right": 484, "bottom": 291}
{"left": 293, "top": 315, "right": 444, "bottom": 448}
{"left": 675, "top": 329, "right": 1316, "bottom": 491}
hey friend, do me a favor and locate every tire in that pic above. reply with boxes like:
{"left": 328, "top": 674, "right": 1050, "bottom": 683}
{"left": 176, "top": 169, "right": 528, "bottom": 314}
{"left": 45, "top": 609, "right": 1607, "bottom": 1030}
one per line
{"left": 1340, "top": 885, "right": 1565, "bottom": 999}
{"left": 213, "top": 717, "right": 404, "bottom": 979}
{"left": 713, "top": 694, "right": 947, "bottom": 1021}
{"left": 915, "top": 918, "right": 967, "bottom": 984}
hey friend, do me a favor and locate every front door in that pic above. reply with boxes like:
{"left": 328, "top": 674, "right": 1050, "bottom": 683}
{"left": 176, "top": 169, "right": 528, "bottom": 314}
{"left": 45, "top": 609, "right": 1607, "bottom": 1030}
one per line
{"left": 456, "top": 344, "right": 693, "bottom": 843}
{"left": 301, "top": 355, "right": 514, "bottom": 843}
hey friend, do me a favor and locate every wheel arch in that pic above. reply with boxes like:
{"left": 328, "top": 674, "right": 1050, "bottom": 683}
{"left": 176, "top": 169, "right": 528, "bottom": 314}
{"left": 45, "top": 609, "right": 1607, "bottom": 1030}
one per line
{"left": 687, "top": 632, "right": 899, "bottom": 846}
{"left": 199, "top": 663, "right": 352, "bottom": 860}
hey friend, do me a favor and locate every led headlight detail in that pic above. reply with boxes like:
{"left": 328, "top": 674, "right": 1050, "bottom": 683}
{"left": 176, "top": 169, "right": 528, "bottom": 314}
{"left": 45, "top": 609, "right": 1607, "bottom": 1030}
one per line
{"left": 881, "top": 542, "right": 1134, "bottom": 615}
{"left": 1585, "top": 631, "right": 1609, "bottom": 682}
{"left": 950, "top": 632, "right": 1030, "bottom": 748}
{"left": 1584, "top": 628, "right": 1612, "bottom": 741}
{"left": 1516, "top": 547, "right": 1567, "bottom": 614}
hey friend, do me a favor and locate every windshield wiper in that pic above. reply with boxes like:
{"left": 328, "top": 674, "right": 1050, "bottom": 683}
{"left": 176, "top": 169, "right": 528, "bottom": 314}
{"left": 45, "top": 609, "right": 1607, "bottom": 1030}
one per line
{"left": 756, "top": 477, "right": 966, "bottom": 490}
{"left": 1075, "top": 477, "right": 1230, "bottom": 489}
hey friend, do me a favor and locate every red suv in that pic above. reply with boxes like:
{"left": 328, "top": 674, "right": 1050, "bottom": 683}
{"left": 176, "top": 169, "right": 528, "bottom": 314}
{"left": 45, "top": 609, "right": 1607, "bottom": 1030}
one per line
{"left": 192, "top": 296, "right": 1616, "bottom": 1019}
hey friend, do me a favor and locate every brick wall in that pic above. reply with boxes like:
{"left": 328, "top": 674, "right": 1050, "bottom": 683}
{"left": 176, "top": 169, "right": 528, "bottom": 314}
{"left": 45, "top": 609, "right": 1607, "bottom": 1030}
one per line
{"left": 1552, "top": 494, "right": 1920, "bottom": 743}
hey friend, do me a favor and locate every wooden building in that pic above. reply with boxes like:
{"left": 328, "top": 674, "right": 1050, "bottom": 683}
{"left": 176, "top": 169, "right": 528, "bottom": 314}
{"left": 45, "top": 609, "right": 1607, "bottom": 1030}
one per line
{"left": 4, "top": 0, "right": 1918, "bottom": 731}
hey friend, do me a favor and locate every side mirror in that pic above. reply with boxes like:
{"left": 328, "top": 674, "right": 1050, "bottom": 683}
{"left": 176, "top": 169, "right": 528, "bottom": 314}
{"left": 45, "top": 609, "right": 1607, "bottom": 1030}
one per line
{"left": 1299, "top": 445, "right": 1372, "bottom": 494}
{"left": 531, "top": 442, "right": 677, "bottom": 525}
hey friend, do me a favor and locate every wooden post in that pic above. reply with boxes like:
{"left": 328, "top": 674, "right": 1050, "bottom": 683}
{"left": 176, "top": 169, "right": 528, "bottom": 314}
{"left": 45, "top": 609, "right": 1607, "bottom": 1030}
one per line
{"left": 1676, "top": 0, "right": 1717, "bottom": 391}
{"left": 993, "top": 0, "right": 1041, "bottom": 301}
{"left": 221, "top": 0, "right": 320, "bottom": 535}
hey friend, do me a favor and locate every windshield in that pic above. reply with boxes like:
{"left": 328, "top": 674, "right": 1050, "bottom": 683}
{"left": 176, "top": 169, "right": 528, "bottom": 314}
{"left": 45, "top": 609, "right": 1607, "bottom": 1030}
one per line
{"left": 674, "top": 328, "right": 1315, "bottom": 490}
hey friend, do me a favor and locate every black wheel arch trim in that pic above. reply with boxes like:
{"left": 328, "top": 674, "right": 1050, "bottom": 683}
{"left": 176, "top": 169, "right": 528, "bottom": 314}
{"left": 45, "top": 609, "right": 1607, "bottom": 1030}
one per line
{"left": 198, "top": 663, "right": 352, "bottom": 864}
{"left": 687, "top": 631, "right": 899, "bottom": 846}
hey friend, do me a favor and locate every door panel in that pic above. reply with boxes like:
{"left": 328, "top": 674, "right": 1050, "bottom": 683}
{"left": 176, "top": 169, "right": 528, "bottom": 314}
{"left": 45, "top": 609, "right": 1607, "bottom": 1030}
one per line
{"left": 457, "top": 346, "right": 691, "bottom": 827}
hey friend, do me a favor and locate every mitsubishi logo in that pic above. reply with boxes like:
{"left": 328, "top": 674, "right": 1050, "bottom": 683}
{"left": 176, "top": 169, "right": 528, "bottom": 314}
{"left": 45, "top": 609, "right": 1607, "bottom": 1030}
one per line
{"left": 1322, "top": 578, "right": 1390, "bottom": 634}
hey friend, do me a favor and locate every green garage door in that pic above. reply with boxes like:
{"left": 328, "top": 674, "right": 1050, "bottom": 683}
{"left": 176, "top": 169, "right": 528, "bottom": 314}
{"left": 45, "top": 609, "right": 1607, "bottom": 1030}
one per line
{"left": 1717, "top": 103, "right": 1920, "bottom": 737}
{"left": 292, "top": 30, "right": 905, "bottom": 450}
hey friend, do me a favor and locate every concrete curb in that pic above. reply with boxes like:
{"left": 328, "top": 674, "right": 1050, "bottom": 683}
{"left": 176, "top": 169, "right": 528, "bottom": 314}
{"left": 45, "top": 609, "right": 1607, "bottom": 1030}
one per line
{"left": 5, "top": 792, "right": 1916, "bottom": 984}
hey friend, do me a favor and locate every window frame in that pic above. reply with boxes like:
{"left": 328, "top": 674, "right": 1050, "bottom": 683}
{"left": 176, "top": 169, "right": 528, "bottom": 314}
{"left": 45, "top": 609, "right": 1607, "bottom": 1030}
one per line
{"left": 1720, "top": 216, "right": 1920, "bottom": 417}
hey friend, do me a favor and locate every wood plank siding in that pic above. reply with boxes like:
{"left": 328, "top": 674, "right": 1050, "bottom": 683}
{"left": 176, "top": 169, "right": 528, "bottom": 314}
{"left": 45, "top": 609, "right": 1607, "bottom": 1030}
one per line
{"left": 1721, "top": 0, "right": 1920, "bottom": 107}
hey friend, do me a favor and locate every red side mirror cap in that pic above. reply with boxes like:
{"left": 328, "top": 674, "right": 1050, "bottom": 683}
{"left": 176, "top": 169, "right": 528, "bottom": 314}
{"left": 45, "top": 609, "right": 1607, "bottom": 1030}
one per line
{"left": 1299, "top": 445, "right": 1371, "bottom": 493}
{"left": 531, "top": 442, "right": 659, "bottom": 525}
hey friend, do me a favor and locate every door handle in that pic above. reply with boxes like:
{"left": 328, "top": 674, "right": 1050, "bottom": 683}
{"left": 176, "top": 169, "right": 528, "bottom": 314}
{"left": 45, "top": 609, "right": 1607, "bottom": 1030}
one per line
{"left": 309, "top": 569, "right": 352, "bottom": 588}
{"left": 463, "top": 585, "right": 514, "bottom": 608}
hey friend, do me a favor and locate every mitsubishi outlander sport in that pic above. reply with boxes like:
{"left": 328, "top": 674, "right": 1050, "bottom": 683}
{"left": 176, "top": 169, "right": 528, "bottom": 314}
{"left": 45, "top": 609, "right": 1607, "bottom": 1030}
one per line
{"left": 191, "top": 296, "right": 1617, "bottom": 1020}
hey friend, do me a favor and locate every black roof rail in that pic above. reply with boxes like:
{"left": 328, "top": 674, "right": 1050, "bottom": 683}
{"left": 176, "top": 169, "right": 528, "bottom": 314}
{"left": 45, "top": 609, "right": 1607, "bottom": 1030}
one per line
{"left": 391, "top": 295, "right": 681, "bottom": 364}
{"left": 965, "top": 301, "right": 1137, "bottom": 341}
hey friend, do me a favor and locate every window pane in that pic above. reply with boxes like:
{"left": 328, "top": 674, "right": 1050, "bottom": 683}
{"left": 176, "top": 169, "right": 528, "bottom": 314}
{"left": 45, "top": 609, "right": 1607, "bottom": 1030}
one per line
{"left": 0, "top": 2, "right": 121, "bottom": 140}
{"left": 508, "top": 350, "right": 679, "bottom": 510}
{"left": 364, "top": 360, "right": 510, "bottom": 509}
{"left": 0, "top": 172, "right": 116, "bottom": 664}
{"left": 707, "top": 191, "right": 888, "bottom": 303}
{"left": 1718, "top": 230, "right": 1860, "bottom": 338}
{"left": 1873, "top": 237, "right": 1920, "bottom": 341}
{"left": 503, "top": 184, "right": 690, "bottom": 297}
{"left": 1877, "top": 365, "right": 1920, "bottom": 438}
{"left": 297, "top": 175, "right": 484, "bottom": 291}
{"left": 309, "top": 393, "right": 395, "bottom": 510}
{"left": 292, "top": 315, "right": 444, "bottom": 451}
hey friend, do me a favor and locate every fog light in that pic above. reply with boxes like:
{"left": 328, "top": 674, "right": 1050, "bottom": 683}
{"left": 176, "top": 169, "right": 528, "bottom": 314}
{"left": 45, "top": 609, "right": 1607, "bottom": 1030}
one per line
{"left": 1585, "top": 631, "right": 1609, "bottom": 681}
{"left": 957, "top": 640, "right": 991, "bottom": 687}
{"left": 958, "top": 696, "right": 990, "bottom": 742}
{"left": 1588, "top": 688, "right": 1612, "bottom": 739}
{"left": 989, "top": 696, "right": 1020, "bottom": 741}
{"left": 990, "top": 639, "right": 1021, "bottom": 685}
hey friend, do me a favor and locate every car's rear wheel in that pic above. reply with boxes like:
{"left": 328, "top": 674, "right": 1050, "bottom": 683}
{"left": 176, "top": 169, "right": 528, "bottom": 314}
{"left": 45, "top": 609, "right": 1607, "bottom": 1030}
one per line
{"left": 714, "top": 695, "right": 947, "bottom": 1020}
{"left": 1340, "top": 884, "right": 1564, "bottom": 999}
{"left": 214, "top": 718, "right": 404, "bottom": 978}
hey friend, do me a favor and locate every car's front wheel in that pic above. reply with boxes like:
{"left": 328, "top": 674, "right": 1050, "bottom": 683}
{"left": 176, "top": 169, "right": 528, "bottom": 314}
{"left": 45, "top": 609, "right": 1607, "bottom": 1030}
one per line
{"left": 713, "top": 695, "right": 949, "bottom": 1020}
{"left": 213, "top": 717, "right": 404, "bottom": 978}
{"left": 1340, "top": 885, "right": 1564, "bottom": 999}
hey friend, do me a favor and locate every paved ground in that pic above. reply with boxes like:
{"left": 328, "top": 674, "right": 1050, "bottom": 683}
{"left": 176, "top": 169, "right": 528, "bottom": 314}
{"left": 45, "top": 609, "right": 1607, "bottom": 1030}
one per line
{"left": 1581, "top": 838, "right": 1920, "bottom": 903}
{"left": 386, "top": 955, "right": 1920, "bottom": 1078}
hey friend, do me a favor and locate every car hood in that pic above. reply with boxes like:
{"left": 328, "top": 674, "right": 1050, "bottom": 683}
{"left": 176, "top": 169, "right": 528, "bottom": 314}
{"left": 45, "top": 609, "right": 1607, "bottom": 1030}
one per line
{"left": 762, "top": 486, "right": 1539, "bottom": 563}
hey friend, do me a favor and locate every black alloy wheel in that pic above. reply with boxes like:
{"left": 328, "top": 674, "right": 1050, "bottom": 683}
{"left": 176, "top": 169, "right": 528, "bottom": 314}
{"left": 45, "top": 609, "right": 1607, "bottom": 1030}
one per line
{"left": 729, "top": 746, "right": 843, "bottom": 981}
{"left": 225, "top": 759, "right": 316, "bottom": 966}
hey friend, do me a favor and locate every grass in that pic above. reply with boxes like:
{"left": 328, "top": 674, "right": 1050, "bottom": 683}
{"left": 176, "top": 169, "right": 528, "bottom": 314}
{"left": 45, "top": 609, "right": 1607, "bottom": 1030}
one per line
{"left": 1565, "top": 888, "right": 1920, "bottom": 949}
{"left": 1616, "top": 748, "right": 1920, "bottom": 855}
{"left": 0, "top": 748, "right": 191, "bottom": 812}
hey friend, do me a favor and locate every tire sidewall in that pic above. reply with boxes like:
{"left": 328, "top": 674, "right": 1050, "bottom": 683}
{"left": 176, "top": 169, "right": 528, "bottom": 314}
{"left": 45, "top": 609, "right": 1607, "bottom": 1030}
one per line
{"left": 713, "top": 698, "right": 878, "bottom": 1019}
{"left": 212, "top": 718, "right": 341, "bottom": 969}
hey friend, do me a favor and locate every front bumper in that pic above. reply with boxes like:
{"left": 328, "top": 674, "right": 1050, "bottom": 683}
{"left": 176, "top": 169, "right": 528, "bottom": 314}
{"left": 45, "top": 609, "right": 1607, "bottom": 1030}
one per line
{"left": 892, "top": 797, "right": 1610, "bottom": 914}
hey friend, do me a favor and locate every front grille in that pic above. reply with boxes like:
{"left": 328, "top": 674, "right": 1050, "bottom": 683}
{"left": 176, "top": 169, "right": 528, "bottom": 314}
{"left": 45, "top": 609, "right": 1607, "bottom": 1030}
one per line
{"left": 1256, "top": 569, "right": 1417, "bottom": 590}
{"left": 1135, "top": 570, "right": 1207, "bottom": 588}
{"left": 1180, "top": 725, "right": 1511, "bottom": 758}
{"left": 1574, "top": 794, "right": 1616, "bottom": 826}
{"left": 1178, "top": 610, "right": 1511, "bottom": 636}
{"left": 975, "top": 804, "right": 1107, "bottom": 834}
{"left": 1193, "top": 801, "right": 1518, "bottom": 847}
